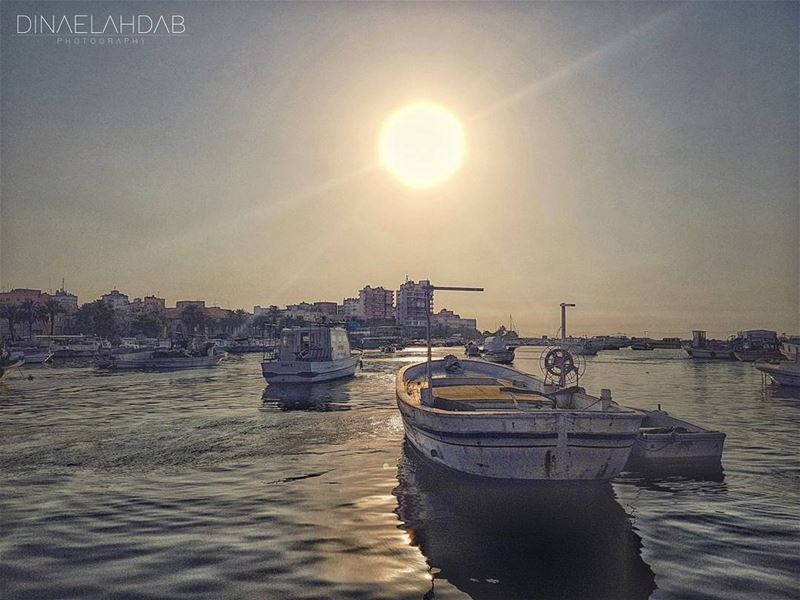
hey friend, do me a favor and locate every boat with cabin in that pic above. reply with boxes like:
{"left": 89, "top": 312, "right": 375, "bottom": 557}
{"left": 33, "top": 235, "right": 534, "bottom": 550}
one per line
{"left": 261, "top": 326, "right": 359, "bottom": 383}
{"left": 682, "top": 330, "right": 735, "bottom": 359}
{"left": 482, "top": 334, "right": 515, "bottom": 364}
{"left": 732, "top": 330, "right": 782, "bottom": 362}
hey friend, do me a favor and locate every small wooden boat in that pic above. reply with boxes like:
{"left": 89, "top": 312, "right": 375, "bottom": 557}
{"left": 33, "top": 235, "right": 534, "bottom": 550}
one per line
{"left": 396, "top": 355, "right": 643, "bottom": 480}
{"left": 0, "top": 359, "right": 24, "bottom": 380}
{"left": 626, "top": 408, "right": 725, "bottom": 466}
{"left": 261, "top": 326, "right": 359, "bottom": 384}
{"left": 101, "top": 347, "right": 224, "bottom": 370}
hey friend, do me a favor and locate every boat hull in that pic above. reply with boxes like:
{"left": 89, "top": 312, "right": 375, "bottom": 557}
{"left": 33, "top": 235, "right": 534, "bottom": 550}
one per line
{"left": 262, "top": 356, "right": 359, "bottom": 384}
{"left": 483, "top": 350, "right": 515, "bottom": 364}
{"left": 755, "top": 362, "right": 800, "bottom": 387}
{"left": 397, "top": 400, "right": 641, "bottom": 481}
{"left": 10, "top": 351, "right": 53, "bottom": 364}
{"left": 52, "top": 349, "right": 100, "bottom": 358}
{"left": 682, "top": 345, "right": 734, "bottom": 359}
{"left": 111, "top": 353, "right": 224, "bottom": 370}
{"left": 629, "top": 431, "right": 725, "bottom": 462}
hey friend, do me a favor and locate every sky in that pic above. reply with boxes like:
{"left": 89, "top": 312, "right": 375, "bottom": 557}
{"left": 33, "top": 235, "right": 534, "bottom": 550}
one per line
{"left": 1, "top": 1, "right": 798, "bottom": 337}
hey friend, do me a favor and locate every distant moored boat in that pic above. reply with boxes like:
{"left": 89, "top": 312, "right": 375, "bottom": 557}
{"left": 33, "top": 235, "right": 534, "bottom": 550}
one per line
{"left": 261, "top": 326, "right": 359, "bottom": 384}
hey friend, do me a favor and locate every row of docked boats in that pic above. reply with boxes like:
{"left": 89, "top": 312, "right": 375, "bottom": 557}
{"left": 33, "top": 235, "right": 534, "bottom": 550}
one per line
{"left": 682, "top": 329, "right": 787, "bottom": 361}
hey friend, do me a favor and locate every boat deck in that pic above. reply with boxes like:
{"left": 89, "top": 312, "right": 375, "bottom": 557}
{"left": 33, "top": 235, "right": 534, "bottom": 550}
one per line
{"left": 407, "top": 377, "right": 555, "bottom": 411}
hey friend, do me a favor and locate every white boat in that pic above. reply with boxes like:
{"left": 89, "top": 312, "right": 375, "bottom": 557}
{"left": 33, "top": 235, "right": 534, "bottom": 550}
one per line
{"left": 103, "top": 346, "right": 224, "bottom": 370}
{"left": 780, "top": 339, "right": 800, "bottom": 361}
{"left": 261, "top": 326, "right": 359, "bottom": 384}
{"left": 626, "top": 408, "right": 725, "bottom": 465}
{"left": 9, "top": 350, "right": 53, "bottom": 364}
{"left": 464, "top": 342, "right": 480, "bottom": 357}
{"left": 51, "top": 336, "right": 104, "bottom": 358}
{"left": 682, "top": 330, "right": 734, "bottom": 359}
{"left": 755, "top": 360, "right": 800, "bottom": 387}
{"left": 396, "top": 355, "right": 643, "bottom": 480}
{"left": 482, "top": 335, "right": 515, "bottom": 364}
{"left": 562, "top": 338, "right": 601, "bottom": 356}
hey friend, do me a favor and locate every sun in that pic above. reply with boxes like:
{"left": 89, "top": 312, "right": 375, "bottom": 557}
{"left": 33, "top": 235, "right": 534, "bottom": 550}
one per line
{"left": 379, "top": 101, "right": 465, "bottom": 188}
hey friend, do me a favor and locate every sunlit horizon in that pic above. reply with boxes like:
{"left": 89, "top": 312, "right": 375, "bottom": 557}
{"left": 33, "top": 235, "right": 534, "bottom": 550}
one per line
{"left": 1, "top": 1, "right": 797, "bottom": 337}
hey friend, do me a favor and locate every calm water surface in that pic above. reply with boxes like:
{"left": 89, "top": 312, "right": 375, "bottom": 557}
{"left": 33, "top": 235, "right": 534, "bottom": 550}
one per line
{"left": 1, "top": 348, "right": 798, "bottom": 599}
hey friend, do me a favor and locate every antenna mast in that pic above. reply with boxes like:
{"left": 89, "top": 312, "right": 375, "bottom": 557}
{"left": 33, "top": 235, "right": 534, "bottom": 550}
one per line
{"left": 560, "top": 302, "right": 576, "bottom": 344}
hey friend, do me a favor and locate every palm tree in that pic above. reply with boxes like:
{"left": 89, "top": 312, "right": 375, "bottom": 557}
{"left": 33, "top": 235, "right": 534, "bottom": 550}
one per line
{"left": 180, "top": 305, "right": 206, "bottom": 337}
{"left": 0, "top": 303, "right": 20, "bottom": 342}
{"left": 229, "top": 309, "right": 248, "bottom": 337}
{"left": 18, "top": 300, "right": 47, "bottom": 340}
{"left": 43, "top": 299, "right": 66, "bottom": 336}
{"left": 77, "top": 300, "right": 116, "bottom": 340}
{"left": 131, "top": 312, "right": 167, "bottom": 338}
{"left": 252, "top": 315, "right": 270, "bottom": 339}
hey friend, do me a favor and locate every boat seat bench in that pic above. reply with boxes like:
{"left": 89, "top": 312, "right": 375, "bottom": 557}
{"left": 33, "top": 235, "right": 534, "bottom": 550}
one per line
{"left": 431, "top": 384, "right": 551, "bottom": 403}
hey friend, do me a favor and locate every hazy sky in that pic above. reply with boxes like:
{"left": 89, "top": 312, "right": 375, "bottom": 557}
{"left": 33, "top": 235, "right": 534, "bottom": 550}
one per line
{"left": 1, "top": 1, "right": 798, "bottom": 336}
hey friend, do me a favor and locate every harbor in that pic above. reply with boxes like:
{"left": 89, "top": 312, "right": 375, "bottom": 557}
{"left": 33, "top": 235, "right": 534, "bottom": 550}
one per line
{"left": 1, "top": 346, "right": 798, "bottom": 599}
{"left": 2, "top": 0, "right": 798, "bottom": 598}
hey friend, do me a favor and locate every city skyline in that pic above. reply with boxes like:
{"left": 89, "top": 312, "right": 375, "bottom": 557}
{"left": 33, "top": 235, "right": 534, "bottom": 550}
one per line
{"left": 2, "top": 1, "right": 798, "bottom": 337}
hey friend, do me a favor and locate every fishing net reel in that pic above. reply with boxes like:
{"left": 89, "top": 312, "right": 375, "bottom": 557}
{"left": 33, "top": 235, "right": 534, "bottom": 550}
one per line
{"left": 539, "top": 346, "right": 585, "bottom": 387}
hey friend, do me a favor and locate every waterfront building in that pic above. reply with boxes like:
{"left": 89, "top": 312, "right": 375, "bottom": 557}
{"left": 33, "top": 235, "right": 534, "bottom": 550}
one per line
{"left": 100, "top": 290, "right": 130, "bottom": 312}
{"left": 313, "top": 301, "right": 339, "bottom": 316}
{"left": 432, "top": 308, "right": 478, "bottom": 333}
{"left": 340, "top": 297, "right": 361, "bottom": 319}
{"left": 254, "top": 305, "right": 282, "bottom": 318}
{"left": 358, "top": 286, "right": 394, "bottom": 322}
{"left": 0, "top": 288, "right": 49, "bottom": 306}
{"left": 285, "top": 302, "right": 318, "bottom": 320}
{"left": 175, "top": 300, "right": 205, "bottom": 311}
{"left": 396, "top": 279, "right": 432, "bottom": 328}
{"left": 51, "top": 288, "right": 79, "bottom": 312}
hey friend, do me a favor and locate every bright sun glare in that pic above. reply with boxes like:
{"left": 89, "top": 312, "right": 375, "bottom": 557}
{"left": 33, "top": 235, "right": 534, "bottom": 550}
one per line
{"left": 379, "top": 102, "right": 465, "bottom": 188}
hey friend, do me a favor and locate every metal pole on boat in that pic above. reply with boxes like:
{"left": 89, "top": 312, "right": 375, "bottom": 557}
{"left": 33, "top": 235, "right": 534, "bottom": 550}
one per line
{"left": 560, "top": 302, "right": 575, "bottom": 343}
{"left": 423, "top": 284, "right": 484, "bottom": 405}
{"left": 425, "top": 284, "right": 432, "bottom": 399}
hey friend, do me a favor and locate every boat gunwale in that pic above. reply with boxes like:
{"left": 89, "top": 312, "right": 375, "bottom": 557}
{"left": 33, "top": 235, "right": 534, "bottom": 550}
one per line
{"left": 396, "top": 359, "right": 640, "bottom": 419}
